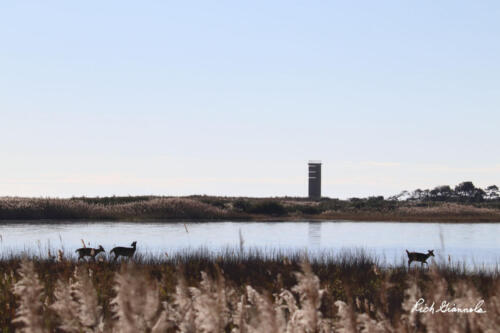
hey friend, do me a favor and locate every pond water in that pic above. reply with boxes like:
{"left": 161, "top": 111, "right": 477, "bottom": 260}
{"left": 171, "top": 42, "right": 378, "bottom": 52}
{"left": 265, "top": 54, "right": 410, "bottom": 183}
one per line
{"left": 0, "top": 221, "right": 498, "bottom": 269}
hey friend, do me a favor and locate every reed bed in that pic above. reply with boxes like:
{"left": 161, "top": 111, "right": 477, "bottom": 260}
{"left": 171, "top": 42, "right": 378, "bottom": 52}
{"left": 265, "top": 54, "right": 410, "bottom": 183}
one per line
{"left": 0, "top": 197, "right": 232, "bottom": 221}
{"left": 0, "top": 251, "right": 498, "bottom": 332}
{"left": 2, "top": 195, "right": 500, "bottom": 222}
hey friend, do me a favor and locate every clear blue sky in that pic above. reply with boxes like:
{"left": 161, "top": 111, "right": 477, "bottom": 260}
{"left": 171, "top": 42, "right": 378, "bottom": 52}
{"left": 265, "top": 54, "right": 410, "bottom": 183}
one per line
{"left": 1, "top": 1, "right": 499, "bottom": 198}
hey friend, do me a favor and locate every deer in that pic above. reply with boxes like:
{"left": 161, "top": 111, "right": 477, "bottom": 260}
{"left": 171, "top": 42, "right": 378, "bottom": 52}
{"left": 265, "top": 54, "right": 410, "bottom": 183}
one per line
{"left": 110, "top": 241, "right": 137, "bottom": 261}
{"left": 406, "top": 249, "right": 434, "bottom": 268}
{"left": 75, "top": 245, "right": 105, "bottom": 261}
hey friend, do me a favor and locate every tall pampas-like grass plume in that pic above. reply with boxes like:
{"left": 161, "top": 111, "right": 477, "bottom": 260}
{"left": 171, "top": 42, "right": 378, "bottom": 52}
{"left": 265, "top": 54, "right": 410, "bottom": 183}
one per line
{"left": 12, "top": 260, "right": 46, "bottom": 333}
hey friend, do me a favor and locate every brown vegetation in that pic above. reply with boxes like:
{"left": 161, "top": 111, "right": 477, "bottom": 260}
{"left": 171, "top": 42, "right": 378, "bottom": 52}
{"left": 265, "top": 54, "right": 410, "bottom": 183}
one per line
{"left": 0, "top": 197, "right": 231, "bottom": 221}
{"left": 1, "top": 195, "right": 500, "bottom": 222}
{"left": 0, "top": 252, "right": 498, "bottom": 332}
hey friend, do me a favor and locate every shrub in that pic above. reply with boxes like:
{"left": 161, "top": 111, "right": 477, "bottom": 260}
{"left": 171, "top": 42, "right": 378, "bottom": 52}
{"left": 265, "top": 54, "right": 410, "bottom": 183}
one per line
{"left": 247, "top": 200, "right": 287, "bottom": 216}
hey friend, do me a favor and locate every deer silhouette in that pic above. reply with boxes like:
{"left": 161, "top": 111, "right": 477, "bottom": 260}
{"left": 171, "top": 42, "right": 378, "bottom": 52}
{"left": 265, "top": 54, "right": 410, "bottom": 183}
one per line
{"left": 110, "top": 241, "right": 137, "bottom": 261}
{"left": 75, "top": 245, "right": 105, "bottom": 261}
{"left": 406, "top": 249, "right": 434, "bottom": 268}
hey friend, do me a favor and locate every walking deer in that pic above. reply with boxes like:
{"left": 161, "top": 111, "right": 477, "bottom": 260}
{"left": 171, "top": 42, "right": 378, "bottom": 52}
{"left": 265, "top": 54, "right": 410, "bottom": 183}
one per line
{"left": 110, "top": 241, "right": 137, "bottom": 261}
{"left": 75, "top": 245, "right": 105, "bottom": 261}
{"left": 406, "top": 249, "right": 434, "bottom": 268}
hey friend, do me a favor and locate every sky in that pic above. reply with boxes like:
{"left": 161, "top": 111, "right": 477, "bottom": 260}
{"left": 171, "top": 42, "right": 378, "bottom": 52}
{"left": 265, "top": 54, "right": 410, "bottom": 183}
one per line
{"left": 1, "top": 1, "right": 499, "bottom": 198}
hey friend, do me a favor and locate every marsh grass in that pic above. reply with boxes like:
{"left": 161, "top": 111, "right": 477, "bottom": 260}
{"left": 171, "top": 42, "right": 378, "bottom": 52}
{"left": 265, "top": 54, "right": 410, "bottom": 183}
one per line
{"left": 0, "top": 250, "right": 498, "bottom": 332}
{"left": 1, "top": 196, "right": 500, "bottom": 222}
{"left": 0, "top": 197, "right": 232, "bottom": 221}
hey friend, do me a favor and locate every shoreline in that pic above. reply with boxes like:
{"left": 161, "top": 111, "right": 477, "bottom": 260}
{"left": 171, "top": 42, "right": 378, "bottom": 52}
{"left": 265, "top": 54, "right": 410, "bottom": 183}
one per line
{"left": 1, "top": 195, "right": 500, "bottom": 223}
{"left": 1, "top": 215, "right": 500, "bottom": 223}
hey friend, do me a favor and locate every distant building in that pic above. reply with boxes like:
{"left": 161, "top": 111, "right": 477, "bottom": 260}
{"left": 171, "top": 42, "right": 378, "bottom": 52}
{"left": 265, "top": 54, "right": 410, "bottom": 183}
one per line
{"left": 308, "top": 161, "right": 321, "bottom": 199}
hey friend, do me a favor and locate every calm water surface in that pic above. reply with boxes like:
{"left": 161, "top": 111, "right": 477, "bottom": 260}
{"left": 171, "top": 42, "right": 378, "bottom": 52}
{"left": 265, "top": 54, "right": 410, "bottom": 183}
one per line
{"left": 0, "top": 221, "right": 498, "bottom": 268}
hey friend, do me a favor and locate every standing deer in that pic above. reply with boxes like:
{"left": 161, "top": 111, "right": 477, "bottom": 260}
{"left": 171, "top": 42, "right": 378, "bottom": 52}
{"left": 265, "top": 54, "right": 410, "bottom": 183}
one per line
{"left": 75, "top": 245, "right": 105, "bottom": 261}
{"left": 110, "top": 241, "right": 137, "bottom": 261}
{"left": 406, "top": 249, "right": 434, "bottom": 268}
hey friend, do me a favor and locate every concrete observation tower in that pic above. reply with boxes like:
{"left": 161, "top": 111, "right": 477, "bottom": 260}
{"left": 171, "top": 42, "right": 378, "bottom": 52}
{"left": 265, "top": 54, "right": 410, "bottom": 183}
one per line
{"left": 308, "top": 160, "right": 322, "bottom": 199}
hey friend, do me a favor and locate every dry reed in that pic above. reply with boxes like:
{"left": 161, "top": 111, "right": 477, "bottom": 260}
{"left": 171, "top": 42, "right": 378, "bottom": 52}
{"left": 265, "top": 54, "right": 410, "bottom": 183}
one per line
{"left": 1, "top": 256, "right": 498, "bottom": 332}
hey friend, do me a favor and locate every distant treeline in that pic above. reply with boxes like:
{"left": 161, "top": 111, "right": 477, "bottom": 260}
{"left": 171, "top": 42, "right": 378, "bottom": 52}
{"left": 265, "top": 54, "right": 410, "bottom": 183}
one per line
{"left": 389, "top": 181, "right": 499, "bottom": 203}
{"left": 1, "top": 181, "right": 499, "bottom": 222}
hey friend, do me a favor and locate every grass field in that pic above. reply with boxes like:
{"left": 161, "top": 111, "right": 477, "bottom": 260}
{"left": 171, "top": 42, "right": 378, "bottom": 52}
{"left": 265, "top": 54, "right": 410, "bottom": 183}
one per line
{"left": 0, "top": 251, "right": 498, "bottom": 332}
{"left": 1, "top": 195, "right": 500, "bottom": 222}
